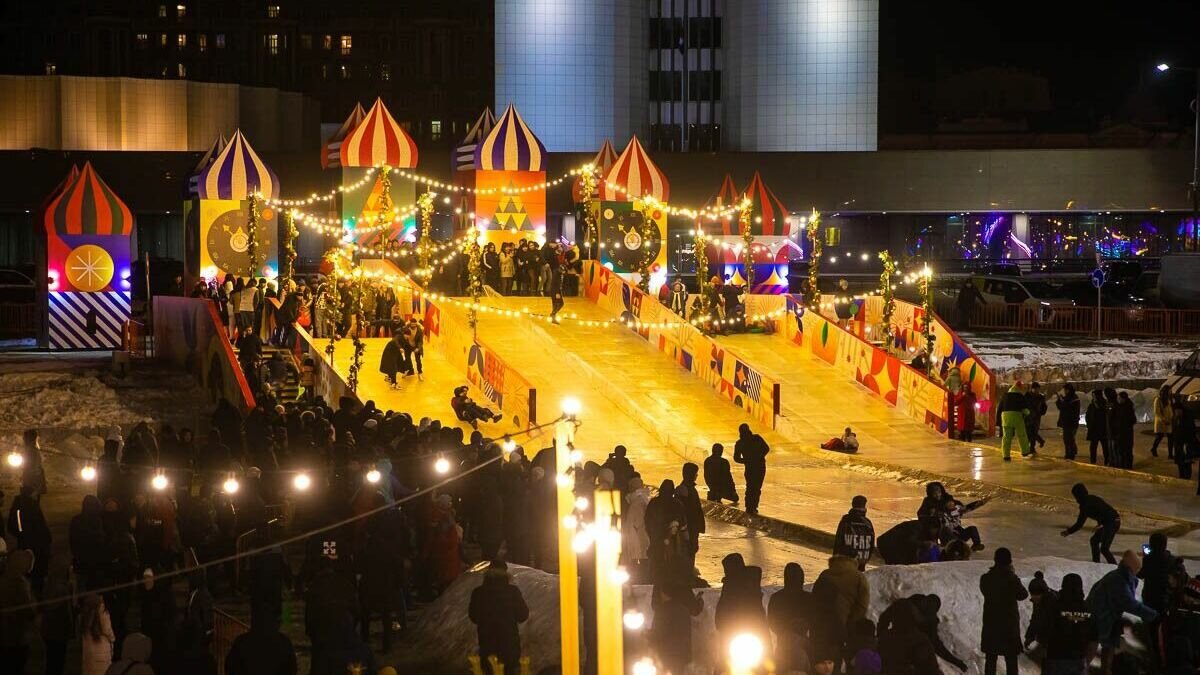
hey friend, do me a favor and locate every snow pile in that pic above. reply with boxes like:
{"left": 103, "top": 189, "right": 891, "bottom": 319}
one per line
{"left": 403, "top": 557, "right": 1131, "bottom": 674}
{"left": 961, "top": 333, "right": 1190, "bottom": 386}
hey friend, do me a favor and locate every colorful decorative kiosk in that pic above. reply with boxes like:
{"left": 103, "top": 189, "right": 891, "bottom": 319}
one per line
{"left": 42, "top": 162, "right": 135, "bottom": 349}
{"left": 468, "top": 104, "right": 547, "bottom": 245}
{"left": 707, "top": 171, "right": 799, "bottom": 293}
{"left": 337, "top": 97, "right": 419, "bottom": 246}
{"left": 597, "top": 136, "right": 670, "bottom": 291}
{"left": 188, "top": 129, "right": 280, "bottom": 282}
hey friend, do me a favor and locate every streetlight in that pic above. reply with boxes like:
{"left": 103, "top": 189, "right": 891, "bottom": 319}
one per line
{"left": 561, "top": 396, "right": 582, "bottom": 419}
{"left": 6, "top": 450, "right": 24, "bottom": 468}
{"left": 292, "top": 472, "right": 312, "bottom": 492}
{"left": 1156, "top": 61, "right": 1200, "bottom": 250}
{"left": 729, "top": 633, "right": 765, "bottom": 674}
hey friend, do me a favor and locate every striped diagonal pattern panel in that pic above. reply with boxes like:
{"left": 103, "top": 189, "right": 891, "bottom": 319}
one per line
{"left": 48, "top": 291, "right": 131, "bottom": 350}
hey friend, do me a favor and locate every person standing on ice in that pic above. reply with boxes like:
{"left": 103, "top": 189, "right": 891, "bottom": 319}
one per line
{"left": 1025, "top": 382, "right": 1048, "bottom": 449}
{"left": 733, "top": 424, "right": 769, "bottom": 515}
{"left": 979, "top": 547, "right": 1028, "bottom": 675}
{"left": 1150, "top": 384, "right": 1175, "bottom": 459}
{"left": 1085, "top": 389, "right": 1111, "bottom": 465}
{"left": 1055, "top": 383, "right": 1081, "bottom": 461}
{"left": 703, "top": 443, "right": 739, "bottom": 505}
{"left": 833, "top": 495, "right": 875, "bottom": 570}
{"left": 996, "top": 382, "right": 1033, "bottom": 461}
{"left": 1087, "top": 550, "right": 1158, "bottom": 675}
{"left": 1061, "top": 483, "right": 1120, "bottom": 564}
{"left": 677, "top": 463, "right": 706, "bottom": 572}
{"left": 468, "top": 560, "right": 529, "bottom": 675}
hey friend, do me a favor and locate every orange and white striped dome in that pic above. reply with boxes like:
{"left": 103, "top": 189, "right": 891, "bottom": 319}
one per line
{"left": 599, "top": 136, "right": 669, "bottom": 202}
{"left": 339, "top": 97, "right": 419, "bottom": 169}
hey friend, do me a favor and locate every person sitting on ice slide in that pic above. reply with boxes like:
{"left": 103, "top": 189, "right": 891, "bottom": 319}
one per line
{"left": 942, "top": 497, "right": 990, "bottom": 552}
{"left": 820, "top": 427, "right": 860, "bottom": 454}
{"left": 996, "top": 381, "right": 1035, "bottom": 460}
{"left": 450, "top": 386, "right": 503, "bottom": 429}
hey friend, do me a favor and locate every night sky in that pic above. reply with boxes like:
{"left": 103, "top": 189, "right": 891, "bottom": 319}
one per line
{"left": 880, "top": 0, "right": 1200, "bottom": 134}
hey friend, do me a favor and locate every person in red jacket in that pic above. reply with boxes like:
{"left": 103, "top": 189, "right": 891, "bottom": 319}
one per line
{"left": 955, "top": 390, "right": 978, "bottom": 442}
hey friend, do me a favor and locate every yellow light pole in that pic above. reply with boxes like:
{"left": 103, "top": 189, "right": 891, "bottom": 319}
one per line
{"left": 593, "top": 489, "right": 624, "bottom": 675}
{"left": 556, "top": 398, "right": 583, "bottom": 675}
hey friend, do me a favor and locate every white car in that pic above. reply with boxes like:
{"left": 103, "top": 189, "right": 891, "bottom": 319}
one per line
{"left": 972, "top": 275, "right": 1075, "bottom": 306}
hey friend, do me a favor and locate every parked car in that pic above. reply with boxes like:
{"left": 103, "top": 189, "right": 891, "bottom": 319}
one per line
{"left": 0, "top": 269, "right": 35, "bottom": 303}
{"left": 971, "top": 275, "right": 1075, "bottom": 306}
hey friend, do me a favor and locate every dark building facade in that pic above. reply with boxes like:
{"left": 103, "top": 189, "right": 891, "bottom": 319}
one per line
{"left": 0, "top": 0, "right": 493, "bottom": 143}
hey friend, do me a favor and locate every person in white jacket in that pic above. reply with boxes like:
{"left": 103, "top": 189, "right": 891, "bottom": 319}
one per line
{"left": 79, "top": 594, "right": 116, "bottom": 675}
{"left": 623, "top": 477, "right": 651, "bottom": 581}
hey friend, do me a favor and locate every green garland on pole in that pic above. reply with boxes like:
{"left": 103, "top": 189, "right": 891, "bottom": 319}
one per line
{"left": 580, "top": 165, "right": 598, "bottom": 260}
{"left": 416, "top": 191, "right": 434, "bottom": 281}
{"left": 280, "top": 210, "right": 298, "bottom": 290}
{"left": 806, "top": 210, "right": 823, "bottom": 312}
{"left": 693, "top": 226, "right": 710, "bottom": 319}
{"left": 918, "top": 265, "right": 937, "bottom": 376}
{"left": 373, "top": 166, "right": 394, "bottom": 254}
{"left": 465, "top": 237, "right": 483, "bottom": 332}
{"left": 739, "top": 197, "right": 755, "bottom": 289}
{"left": 317, "top": 250, "right": 343, "bottom": 363}
{"left": 246, "top": 193, "right": 261, "bottom": 277}
{"left": 878, "top": 250, "right": 896, "bottom": 350}
{"left": 346, "top": 270, "right": 366, "bottom": 393}
{"left": 635, "top": 210, "right": 655, "bottom": 294}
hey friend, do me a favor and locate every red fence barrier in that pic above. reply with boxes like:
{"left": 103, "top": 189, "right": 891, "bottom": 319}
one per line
{"left": 969, "top": 303, "right": 1200, "bottom": 337}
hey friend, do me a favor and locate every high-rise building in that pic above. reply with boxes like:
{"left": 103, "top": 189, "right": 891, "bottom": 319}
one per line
{"left": 496, "top": 0, "right": 878, "bottom": 152}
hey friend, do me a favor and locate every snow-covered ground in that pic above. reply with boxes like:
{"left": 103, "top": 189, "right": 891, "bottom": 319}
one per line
{"left": 0, "top": 360, "right": 212, "bottom": 487}
{"left": 961, "top": 332, "right": 1193, "bottom": 386}
{"left": 403, "top": 557, "right": 1131, "bottom": 675}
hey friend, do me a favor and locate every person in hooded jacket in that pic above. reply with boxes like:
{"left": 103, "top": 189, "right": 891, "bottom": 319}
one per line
{"left": 305, "top": 556, "right": 360, "bottom": 670}
{"left": 1023, "top": 571, "right": 1056, "bottom": 659}
{"left": 1055, "top": 383, "right": 1082, "bottom": 460}
{"left": 703, "top": 443, "right": 739, "bottom": 505}
{"left": 1111, "top": 391, "right": 1137, "bottom": 469}
{"left": 359, "top": 509, "right": 407, "bottom": 650}
{"left": 1140, "top": 532, "right": 1180, "bottom": 616}
{"left": 677, "top": 463, "right": 705, "bottom": 571}
{"left": 834, "top": 495, "right": 875, "bottom": 570}
{"left": 1086, "top": 390, "right": 1110, "bottom": 465}
{"left": 877, "top": 597, "right": 943, "bottom": 675}
{"left": 1061, "top": 483, "right": 1120, "bottom": 564}
{"left": 79, "top": 594, "right": 116, "bottom": 675}
{"left": 622, "top": 477, "right": 651, "bottom": 579}
{"left": 71, "top": 494, "right": 109, "bottom": 589}
{"left": 469, "top": 560, "right": 530, "bottom": 675}
{"left": 42, "top": 558, "right": 76, "bottom": 675}
{"left": 1087, "top": 550, "right": 1158, "bottom": 675}
{"left": 104, "top": 632, "right": 155, "bottom": 675}
{"left": 733, "top": 424, "right": 769, "bottom": 514}
{"left": 877, "top": 518, "right": 941, "bottom": 566}
{"left": 996, "top": 382, "right": 1033, "bottom": 460}
{"left": 7, "top": 484, "right": 51, "bottom": 593}
{"left": 715, "top": 562, "right": 769, "bottom": 668}
{"left": 1043, "top": 573, "right": 1098, "bottom": 675}
{"left": 812, "top": 555, "right": 870, "bottom": 670}
{"left": 878, "top": 594, "right": 967, "bottom": 672}
{"left": 979, "top": 547, "right": 1028, "bottom": 675}
{"left": 226, "top": 608, "right": 297, "bottom": 675}
{"left": 651, "top": 578, "right": 704, "bottom": 674}
{"left": 769, "top": 562, "right": 816, "bottom": 673}
{"left": 644, "top": 479, "right": 686, "bottom": 582}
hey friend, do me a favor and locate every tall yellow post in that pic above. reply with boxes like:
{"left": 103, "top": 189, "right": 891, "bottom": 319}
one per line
{"left": 555, "top": 418, "right": 580, "bottom": 675}
{"left": 593, "top": 489, "right": 623, "bottom": 675}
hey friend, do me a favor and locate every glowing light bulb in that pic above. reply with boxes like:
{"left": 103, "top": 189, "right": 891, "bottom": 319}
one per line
{"left": 80, "top": 465, "right": 96, "bottom": 481}
{"left": 562, "top": 514, "right": 578, "bottom": 529}
{"left": 572, "top": 530, "right": 593, "bottom": 553}
{"left": 556, "top": 473, "right": 572, "bottom": 488}
{"left": 6, "top": 451, "right": 24, "bottom": 468}
{"left": 624, "top": 610, "right": 647, "bottom": 631}
{"left": 366, "top": 468, "right": 382, "bottom": 484}
{"left": 293, "top": 473, "right": 312, "bottom": 491}
{"left": 223, "top": 476, "right": 240, "bottom": 495}
{"left": 575, "top": 496, "right": 589, "bottom": 510}
{"left": 434, "top": 457, "right": 451, "bottom": 475}
{"left": 560, "top": 396, "right": 582, "bottom": 418}
{"left": 151, "top": 472, "right": 169, "bottom": 491}
{"left": 729, "top": 633, "right": 765, "bottom": 671}
{"left": 610, "top": 567, "right": 630, "bottom": 585}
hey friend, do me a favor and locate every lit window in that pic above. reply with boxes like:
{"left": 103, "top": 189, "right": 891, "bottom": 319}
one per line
{"left": 160, "top": 33, "right": 168, "bottom": 47}
{"left": 320, "top": 64, "right": 328, "bottom": 79}
{"left": 267, "top": 4, "right": 280, "bottom": 18}
{"left": 176, "top": 4, "right": 186, "bottom": 19}
{"left": 44, "top": 62, "right": 57, "bottom": 75}
{"left": 380, "top": 64, "right": 391, "bottom": 81}
{"left": 339, "top": 34, "right": 352, "bottom": 55}
{"left": 136, "top": 33, "right": 149, "bottom": 47}
{"left": 300, "top": 34, "right": 312, "bottom": 50}
{"left": 177, "top": 62, "right": 187, "bottom": 78}
{"left": 158, "top": 5, "right": 167, "bottom": 18}
{"left": 266, "top": 34, "right": 279, "bottom": 55}
{"left": 431, "top": 120, "right": 442, "bottom": 141}
{"left": 177, "top": 33, "right": 187, "bottom": 48}
{"left": 322, "top": 34, "right": 332, "bottom": 50}
{"left": 197, "top": 33, "right": 207, "bottom": 53}
{"left": 339, "top": 64, "right": 350, "bottom": 79}
{"left": 216, "top": 33, "right": 226, "bottom": 48}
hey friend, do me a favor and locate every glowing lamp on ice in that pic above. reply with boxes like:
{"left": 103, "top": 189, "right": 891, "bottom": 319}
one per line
{"left": 6, "top": 451, "right": 24, "bottom": 468}
{"left": 80, "top": 464, "right": 97, "bottom": 481}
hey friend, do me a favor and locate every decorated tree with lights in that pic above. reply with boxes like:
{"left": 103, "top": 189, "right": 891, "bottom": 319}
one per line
{"left": 465, "top": 236, "right": 483, "bottom": 331}
{"left": 246, "top": 193, "right": 261, "bottom": 277}
{"left": 918, "top": 265, "right": 937, "bottom": 376}
{"left": 317, "top": 249, "right": 344, "bottom": 363}
{"left": 739, "top": 197, "right": 755, "bottom": 288}
{"left": 346, "top": 269, "right": 367, "bottom": 393}
{"left": 372, "top": 166, "right": 395, "bottom": 254}
{"left": 878, "top": 250, "right": 896, "bottom": 350}
{"left": 579, "top": 165, "right": 598, "bottom": 260}
{"left": 805, "top": 210, "right": 823, "bottom": 311}
{"left": 416, "top": 191, "right": 435, "bottom": 281}
{"left": 636, "top": 211, "right": 655, "bottom": 294}
{"left": 693, "top": 227, "right": 710, "bottom": 317}
{"left": 279, "top": 209, "right": 298, "bottom": 290}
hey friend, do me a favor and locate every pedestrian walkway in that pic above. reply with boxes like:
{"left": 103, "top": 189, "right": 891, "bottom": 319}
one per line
{"left": 463, "top": 296, "right": 1187, "bottom": 562}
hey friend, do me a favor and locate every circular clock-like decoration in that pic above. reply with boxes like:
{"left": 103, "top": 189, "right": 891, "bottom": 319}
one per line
{"left": 206, "top": 207, "right": 277, "bottom": 277}
{"left": 623, "top": 229, "right": 644, "bottom": 251}
{"left": 65, "top": 244, "right": 114, "bottom": 292}
{"left": 603, "top": 208, "right": 615, "bottom": 220}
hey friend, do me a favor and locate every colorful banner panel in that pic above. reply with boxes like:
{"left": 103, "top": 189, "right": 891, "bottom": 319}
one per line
{"left": 753, "top": 294, "right": 950, "bottom": 436}
{"left": 153, "top": 296, "right": 256, "bottom": 414}
{"left": 197, "top": 199, "right": 279, "bottom": 279}
{"left": 581, "top": 261, "right": 779, "bottom": 428}
{"left": 472, "top": 170, "right": 547, "bottom": 247}
{"left": 597, "top": 200, "right": 667, "bottom": 278}
{"left": 48, "top": 291, "right": 130, "bottom": 350}
{"left": 341, "top": 168, "right": 417, "bottom": 247}
{"left": 864, "top": 296, "right": 996, "bottom": 432}
{"left": 412, "top": 293, "right": 536, "bottom": 427}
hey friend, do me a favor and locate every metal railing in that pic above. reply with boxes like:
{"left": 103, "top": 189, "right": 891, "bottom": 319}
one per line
{"left": 0, "top": 303, "right": 37, "bottom": 335}
{"left": 212, "top": 607, "right": 249, "bottom": 675}
{"left": 969, "top": 303, "right": 1200, "bottom": 337}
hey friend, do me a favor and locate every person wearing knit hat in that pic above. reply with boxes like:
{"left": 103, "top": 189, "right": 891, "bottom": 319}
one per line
{"left": 997, "top": 381, "right": 1033, "bottom": 461}
{"left": 980, "top": 547, "right": 1027, "bottom": 675}
{"left": 1023, "top": 571, "right": 1055, "bottom": 655}
{"left": 1088, "top": 550, "right": 1158, "bottom": 671}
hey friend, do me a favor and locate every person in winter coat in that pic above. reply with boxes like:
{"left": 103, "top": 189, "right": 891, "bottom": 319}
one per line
{"left": 1170, "top": 395, "right": 1197, "bottom": 480}
{"left": 226, "top": 609, "right": 297, "bottom": 675}
{"left": 468, "top": 560, "right": 530, "bottom": 675}
{"left": 877, "top": 597, "right": 943, "bottom": 675}
{"left": 402, "top": 317, "right": 425, "bottom": 380}
{"left": 304, "top": 557, "right": 360, "bottom": 669}
{"left": 622, "top": 475, "right": 651, "bottom": 561}
{"left": 877, "top": 518, "right": 941, "bottom": 565}
{"left": 42, "top": 559, "right": 76, "bottom": 675}
{"left": 917, "top": 482, "right": 948, "bottom": 520}
{"left": 1056, "top": 383, "right": 1082, "bottom": 460}
{"left": 677, "top": 463, "right": 706, "bottom": 570}
{"left": 1151, "top": 385, "right": 1175, "bottom": 458}
{"left": 812, "top": 555, "right": 870, "bottom": 669}
{"left": 878, "top": 594, "right": 967, "bottom": 672}
{"left": 833, "top": 495, "right": 875, "bottom": 570}
{"left": 733, "top": 424, "right": 769, "bottom": 514}
{"left": 715, "top": 559, "right": 769, "bottom": 663}
{"left": 71, "top": 494, "right": 109, "bottom": 589}
{"left": 1043, "top": 573, "right": 1098, "bottom": 675}
{"left": 379, "top": 333, "right": 405, "bottom": 386}
{"left": 309, "top": 614, "right": 375, "bottom": 675}
{"left": 499, "top": 243, "right": 516, "bottom": 295}
{"left": 1111, "top": 391, "right": 1137, "bottom": 469}
{"left": 1140, "top": 532, "right": 1180, "bottom": 616}
{"left": 955, "top": 389, "right": 978, "bottom": 442}
{"left": 601, "top": 445, "right": 635, "bottom": 495}
{"left": 979, "top": 547, "right": 1029, "bottom": 675}
{"left": 651, "top": 578, "right": 704, "bottom": 674}
{"left": 996, "top": 382, "right": 1032, "bottom": 460}
{"left": 7, "top": 484, "right": 51, "bottom": 593}
{"left": 1022, "top": 572, "right": 1056, "bottom": 660}
{"left": 79, "top": 594, "right": 116, "bottom": 675}
{"left": 769, "top": 562, "right": 816, "bottom": 673}
{"left": 358, "top": 510, "right": 406, "bottom": 650}
{"left": 423, "top": 493, "right": 462, "bottom": 590}
{"left": 1061, "top": 483, "right": 1121, "bottom": 564}
{"left": 703, "top": 443, "right": 739, "bottom": 504}
{"left": 104, "top": 632, "right": 155, "bottom": 675}
{"left": 1086, "top": 390, "right": 1110, "bottom": 465}
{"left": 1026, "top": 382, "right": 1048, "bottom": 449}
{"left": 1087, "top": 550, "right": 1158, "bottom": 675}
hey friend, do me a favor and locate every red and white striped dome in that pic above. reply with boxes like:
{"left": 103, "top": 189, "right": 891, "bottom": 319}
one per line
{"left": 708, "top": 173, "right": 740, "bottom": 234}
{"left": 600, "top": 136, "right": 670, "bottom": 203}
{"left": 743, "top": 171, "right": 790, "bottom": 236}
{"left": 571, "top": 139, "right": 619, "bottom": 203}
{"left": 339, "top": 97, "right": 419, "bottom": 169}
